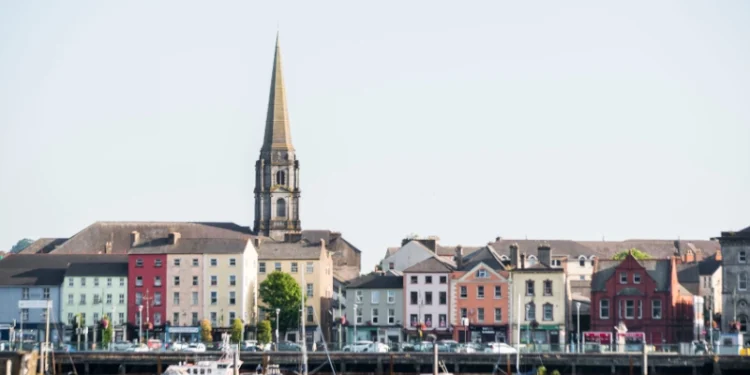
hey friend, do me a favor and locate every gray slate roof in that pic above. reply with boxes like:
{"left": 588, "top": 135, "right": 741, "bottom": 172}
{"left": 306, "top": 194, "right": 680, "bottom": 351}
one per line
{"left": 18, "top": 238, "right": 69, "bottom": 254}
{"left": 65, "top": 257, "right": 129, "bottom": 277}
{"left": 458, "top": 246, "right": 506, "bottom": 271}
{"left": 347, "top": 273, "right": 403, "bottom": 289}
{"left": 676, "top": 263, "right": 700, "bottom": 295}
{"left": 579, "top": 239, "right": 719, "bottom": 259}
{"left": 717, "top": 225, "right": 750, "bottom": 240}
{"left": 0, "top": 254, "right": 128, "bottom": 286}
{"left": 489, "top": 239, "right": 599, "bottom": 258}
{"left": 258, "top": 241, "right": 323, "bottom": 260}
{"left": 129, "top": 238, "right": 250, "bottom": 254}
{"left": 403, "top": 257, "right": 454, "bottom": 273}
{"left": 698, "top": 255, "right": 721, "bottom": 276}
{"left": 591, "top": 258, "right": 672, "bottom": 292}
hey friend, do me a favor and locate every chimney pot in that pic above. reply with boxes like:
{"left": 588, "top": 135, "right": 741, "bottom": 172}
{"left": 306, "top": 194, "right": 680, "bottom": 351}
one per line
{"left": 455, "top": 246, "right": 464, "bottom": 269}
{"left": 495, "top": 236, "right": 501, "bottom": 242}
{"left": 130, "top": 231, "right": 140, "bottom": 248}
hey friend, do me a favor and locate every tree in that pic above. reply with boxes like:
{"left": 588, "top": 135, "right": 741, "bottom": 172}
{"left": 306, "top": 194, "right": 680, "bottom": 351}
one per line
{"left": 259, "top": 271, "right": 303, "bottom": 335}
{"left": 612, "top": 248, "right": 652, "bottom": 260}
{"left": 230, "top": 318, "right": 243, "bottom": 343}
{"left": 200, "top": 319, "right": 213, "bottom": 343}
{"left": 10, "top": 238, "right": 34, "bottom": 254}
{"left": 257, "top": 320, "right": 272, "bottom": 344}
{"left": 101, "top": 315, "right": 113, "bottom": 349}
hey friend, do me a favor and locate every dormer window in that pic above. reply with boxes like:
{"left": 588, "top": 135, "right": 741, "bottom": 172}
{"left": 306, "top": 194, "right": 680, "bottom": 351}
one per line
{"left": 619, "top": 272, "right": 627, "bottom": 284}
{"left": 476, "top": 269, "right": 488, "bottom": 278}
{"left": 551, "top": 259, "right": 561, "bottom": 267}
{"left": 579, "top": 256, "right": 586, "bottom": 267}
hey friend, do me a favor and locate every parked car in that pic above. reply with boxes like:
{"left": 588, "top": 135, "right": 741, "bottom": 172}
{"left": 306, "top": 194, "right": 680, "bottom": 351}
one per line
{"left": 183, "top": 343, "right": 207, "bottom": 353}
{"left": 484, "top": 342, "right": 517, "bottom": 354}
{"left": 111, "top": 341, "right": 132, "bottom": 351}
{"left": 277, "top": 341, "right": 302, "bottom": 352}
{"left": 125, "top": 344, "right": 150, "bottom": 352}
{"left": 170, "top": 342, "right": 190, "bottom": 351}
{"left": 342, "top": 340, "right": 374, "bottom": 352}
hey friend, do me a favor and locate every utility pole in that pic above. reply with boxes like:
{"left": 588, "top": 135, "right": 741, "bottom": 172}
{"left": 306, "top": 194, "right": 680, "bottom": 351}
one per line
{"left": 143, "top": 289, "right": 153, "bottom": 341}
{"left": 300, "top": 262, "right": 308, "bottom": 375}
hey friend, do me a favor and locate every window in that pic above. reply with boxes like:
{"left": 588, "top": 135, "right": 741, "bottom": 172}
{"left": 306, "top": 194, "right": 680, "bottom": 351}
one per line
{"left": 477, "top": 308, "right": 485, "bottom": 322}
{"left": 119, "top": 278, "right": 125, "bottom": 287}
{"left": 94, "top": 278, "right": 99, "bottom": 287}
{"left": 526, "top": 280, "right": 535, "bottom": 296}
{"left": 551, "top": 259, "right": 562, "bottom": 267}
{"left": 275, "top": 262, "right": 281, "bottom": 272}
{"left": 460, "top": 308, "right": 468, "bottom": 319}
{"left": 135, "top": 258, "right": 143, "bottom": 267}
{"left": 80, "top": 294, "right": 87, "bottom": 305}
{"left": 625, "top": 300, "right": 635, "bottom": 319}
{"left": 439, "top": 291, "right": 447, "bottom": 305}
{"left": 135, "top": 313, "right": 141, "bottom": 325}
{"left": 425, "top": 276, "right": 433, "bottom": 284}
{"left": 93, "top": 294, "right": 101, "bottom": 304}
{"left": 155, "top": 259, "right": 162, "bottom": 267}
{"left": 210, "top": 312, "right": 217, "bottom": 326}
{"left": 93, "top": 313, "right": 99, "bottom": 323}
{"left": 410, "top": 276, "right": 418, "bottom": 284}
{"left": 106, "top": 294, "right": 112, "bottom": 304}
{"left": 495, "top": 308, "right": 502, "bottom": 322}
{"left": 291, "top": 262, "right": 298, "bottom": 273}
{"left": 739, "top": 273, "right": 748, "bottom": 291}
{"left": 193, "top": 276, "right": 199, "bottom": 286}
{"left": 119, "top": 294, "right": 124, "bottom": 304}
{"left": 633, "top": 273, "right": 641, "bottom": 284}
{"left": 173, "top": 292, "right": 180, "bottom": 305}
{"left": 306, "top": 306, "right": 314, "bottom": 323}
{"left": 579, "top": 256, "right": 586, "bottom": 267}
{"left": 229, "top": 291, "right": 236, "bottom": 305}
{"left": 259, "top": 262, "right": 266, "bottom": 273}
{"left": 543, "top": 280, "right": 553, "bottom": 296}
{"left": 211, "top": 275, "right": 217, "bottom": 286}
{"left": 740, "top": 251, "right": 747, "bottom": 263}
{"left": 494, "top": 285, "right": 502, "bottom": 299}
{"left": 525, "top": 302, "right": 535, "bottom": 321}
{"left": 154, "top": 276, "right": 162, "bottom": 287}
{"left": 652, "top": 300, "right": 662, "bottom": 319}
{"left": 543, "top": 303, "right": 553, "bottom": 321}
{"left": 355, "top": 290, "right": 363, "bottom": 303}
{"left": 192, "top": 258, "right": 199, "bottom": 267}
{"left": 21, "top": 288, "right": 29, "bottom": 300}
{"left": 388, "top": 262, "right": 395, "bottom": 270}
{"left": 276, "top": 198, "right": 286, "bottom": 217}
{"left": 230, "top": 275, "right": 236, "bottom": 286}
{"left": 439, "top": 314, "right": 447, "bottom": 327}
{"left": 476, "top": 269, "right": 488, "bottom": 278}
{"left": 135, "top": 292, "right": 142, "bottom": 305}
{"left": 387, "top": 290, "right": 395, "bottom": 304}
{"left": 174, "top": 259, "right": 181, "bottom": 266}
{"left": 80, "top": 313, "right": 86, "bottom": 325}
{"left": 43, "top": 288, "right": 50, "bottom": 299}
{"left": 67, "top": 294, "right": 73, "bottom": 305}
{"left": 192, "top": 312, "right": 199, "bottom": 326}
{"left": 107, "top": 278, "right": 112, "bottom": 287}
{"left": 306, "top": 262, "right": 314, "bottom": 273}
{"left": 410, "top": 314, "right": 418, "bottom": 327}
{"left": 388, "top": 308, "right": 395, "bottom": 324}
{"left": 135, "top": 276, "right": 143, "bottom": 287}
{"left": 118, "top": 312, "right": 124, "bottom": 325}
{"left": 209, "top": 258, "right": 217, "bottom": 267}
{"left": 67, "top": 313, "right": 73, "bottom": 323}
{"left": 424, "top": 314, "right": 433, "bottom": 327}
{"left": 620, "top": 272, "right": 627, "bottom": 284}
{"left": 154, "top": 292, "right": 162, "bottom": 306}
{"left": 276, "top": 170, "right": 286, "bottom": 185}
{"left": 371, "top": 308, "right": 379, "bottom": 324}
{"left": 81, "top": 278, "right": 86, "bottom": 287}
{"left": 356, "top": 306, "right": 363, "bottom": 324}
{"left": 192, "top": 292, "right": 199, "bottom": 305}
{"left": 174, "top": 313, "right": 180, "bottom": 326}
{"left": 229, "top": 258, "right": 236, "bottom": 267}
{"left": 410, "top": 291, "right": 418, "bottom": 305}
{"left": 371, "top": 291, "right": 380, "bottom": 304}
{"left": 174, "top": 276, "right": 180, "bottom": 286}
{"left": 68, "top": 278, "right": 74, "bottom": 287}
{"left": 477, "top": 286, "right": 485, "bottom": 299}
{"left": 211, "top": 291, "right": 217, "bottom": 305}
{"left": 306, "top": 283, "right": 313, "bottom": 297}
{"left": 460, "top": 286, "right": 468, "bottom": 298}
{"left": 439, "top": 276, "right": 447, "bottom": 284}
{"left": 638, "top": 300, "right": 643, "bottom": 319}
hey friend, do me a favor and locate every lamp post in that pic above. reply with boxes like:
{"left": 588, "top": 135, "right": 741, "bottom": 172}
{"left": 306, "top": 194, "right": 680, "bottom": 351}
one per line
{"left": 576, "top": 302, "right": 581, "bottom": 354}
{"left": 275, "top": 308, "right": 280, "bottom": 351}
{"left": 353, "top": 303, "right": 358, "bottom": 343}
{"left": 733, "top": 287, "right": 738, "bottom": 324}
{"left": 525, "top": 305, "right": 530, "bottom": 348}
{"left": 138, "top": 305, "right": 143, "bottom": 344}
{"left": 461, "top": 317, "right": 469, "bottom": 344}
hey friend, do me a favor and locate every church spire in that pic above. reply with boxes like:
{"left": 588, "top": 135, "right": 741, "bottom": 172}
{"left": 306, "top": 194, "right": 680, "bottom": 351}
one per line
{"left": 261, "top": 33, "right": 294, "bottom": 153}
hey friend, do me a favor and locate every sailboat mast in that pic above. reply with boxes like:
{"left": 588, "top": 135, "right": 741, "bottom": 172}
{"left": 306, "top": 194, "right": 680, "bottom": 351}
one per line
{"left": 516, "top": 293, "right": 520, "bottom": 374}
{"left": 301, "top": 262, "right": 308, "bottom": 375}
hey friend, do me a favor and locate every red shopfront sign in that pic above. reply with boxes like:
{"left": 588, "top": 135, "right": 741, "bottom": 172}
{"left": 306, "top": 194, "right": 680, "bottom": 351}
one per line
{"left": 584, "top": 332, "right": 612, "bottom": 345}
{"left": 617, "top": 332, "right": 645, "bottom": 344}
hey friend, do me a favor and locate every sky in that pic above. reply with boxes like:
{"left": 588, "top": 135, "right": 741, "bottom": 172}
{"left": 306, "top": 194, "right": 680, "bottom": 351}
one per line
{"left": 1, "top": 1, "right": 749, "bottom": 271}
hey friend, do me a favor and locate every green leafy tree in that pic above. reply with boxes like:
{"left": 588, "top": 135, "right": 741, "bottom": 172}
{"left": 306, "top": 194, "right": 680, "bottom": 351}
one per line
{"left": 257, "top": 320, "right": 272, "bottom": 344}
{"left": 259, "top": 271, "right": 303, "bottom": 335}
{"left": 612, "top": 248, "right": 652, "bottom": 260}
{"left": 10, "top": 238, "right": 34, "bottom": 254}
{"left": 101, "top": 315, "right": 113, "bottom": 349}
{"left": 537, "top": 365, "right": 547, "bottom": 375}
{"left": 230, "top": 318, "right": 243, "bottom": 343}
{"left": 551, "top": 370, "right": 561, "bottom": 375}
{"left": 200, "top": 319, "right": 213, "bottom": 343}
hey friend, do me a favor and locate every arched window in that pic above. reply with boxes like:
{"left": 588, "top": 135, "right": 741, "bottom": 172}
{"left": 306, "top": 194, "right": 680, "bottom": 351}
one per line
{"left": 276, "top": 198, "right": 287, "bottom": 217}
{"left": 276, "top": 170, "right": 286, "bottom": 186}
{"left": 579, "top": 256, "right": 587, "bottom": 267}
{"left": 739, "top": 272, "right": 748, "bottom": 291}
{"left": 527, "top": 255, "right": 538, "bottom": 267}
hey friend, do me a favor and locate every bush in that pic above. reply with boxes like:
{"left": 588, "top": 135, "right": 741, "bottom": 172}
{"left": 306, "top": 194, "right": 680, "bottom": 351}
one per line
{"left": 551, "top": 370, "right": 561, "bottom": 375}
{"left": 257, "top": 320, "right": 272, "bottom": 344}
{"left": 230, "top": 318, "right": 243, "bottom": 343}
{"left": 537, "top": 366, "right": 547, "bottom": 375}
{"left": 200, "top": 319, "right": 213, "bottom": 343}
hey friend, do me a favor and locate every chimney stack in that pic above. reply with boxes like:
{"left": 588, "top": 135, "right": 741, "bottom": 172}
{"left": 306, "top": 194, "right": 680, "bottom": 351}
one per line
{"left": 510, "top": 243, "right": 520, "bottom": 268}
{"left": 495, "top": 236, "right": 501, "bottom": 242}
{"left": 520, "top": 253, "right": 526, "bottom": 269}
{"left": 320, "top": 238, "right": 326, "bottom": 249}
{"left": 538, "top": 243, "right": 552, "bottom": 267}
{"left": 130, "top": 231, "right": 140, "bottom": 248}
{"left": 455, "top": 246, "right": 464, "bottom": 269}
{"left": 104, "top": 241, "right": 113, "bottom": 254}
{"left": 253, "top": 238, "right": 262, "bottom": 249}
{"left": 168, "top": 232, "right": 181, "bottom": 245}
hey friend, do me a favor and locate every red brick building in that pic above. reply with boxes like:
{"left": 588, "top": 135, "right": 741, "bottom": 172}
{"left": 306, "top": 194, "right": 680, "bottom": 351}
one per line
{"left": 590, "top": 252, "right": 694, "bottom": 344}
{"left": 127, "top": 232, "right": 168, "bottom": 340}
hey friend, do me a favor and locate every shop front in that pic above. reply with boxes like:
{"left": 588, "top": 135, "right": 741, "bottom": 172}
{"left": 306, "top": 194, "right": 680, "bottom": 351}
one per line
{"left": 346, "top": 326, "right": 402, "bottom": 347}
{"left": 520, "top": 324, "right": 564, "bottom": 347}
{"left": 167, "top": 326, "right": 200, "bottom": 344}
{"left": 458, "top": 325, "right": 508, "bottom": 343}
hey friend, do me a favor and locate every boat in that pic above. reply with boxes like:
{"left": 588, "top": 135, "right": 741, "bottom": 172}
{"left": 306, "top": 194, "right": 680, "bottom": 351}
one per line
{"left": 162, "top": 333, "right": 242, "bottom": 375}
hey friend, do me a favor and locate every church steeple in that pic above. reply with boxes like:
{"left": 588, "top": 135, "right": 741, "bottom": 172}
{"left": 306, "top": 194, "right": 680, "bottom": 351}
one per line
{"left": 261, "top": 33, "right": 294, "bottom": 153}
{"left": 254, "top": 35, "right": 301, "bottom": 241}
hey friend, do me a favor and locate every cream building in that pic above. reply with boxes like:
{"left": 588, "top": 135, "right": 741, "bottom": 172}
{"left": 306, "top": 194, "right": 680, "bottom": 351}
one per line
{"left": 202, "top": 239, "right": 259, "bottom": 328}
{"left": 258, "top": 238, "right": 333, "bottom": 343}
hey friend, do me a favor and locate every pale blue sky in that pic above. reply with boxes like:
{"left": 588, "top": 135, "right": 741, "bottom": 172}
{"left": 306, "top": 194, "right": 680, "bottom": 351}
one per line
{"left": 1, "top": 1, "right": 748, "bottom": 271}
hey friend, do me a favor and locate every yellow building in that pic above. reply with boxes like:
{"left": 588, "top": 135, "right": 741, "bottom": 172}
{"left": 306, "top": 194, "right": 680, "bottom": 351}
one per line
{"left": 257, "top": 238, "right": 333, "bottom": 343}
{"left": 201, "top": 240, "right": 259, "bottom": 329}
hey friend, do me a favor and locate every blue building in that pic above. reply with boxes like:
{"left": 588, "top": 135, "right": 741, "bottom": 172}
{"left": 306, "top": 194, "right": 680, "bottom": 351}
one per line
{"left": 0, "top": 254, "right": 125, "bottom": 345}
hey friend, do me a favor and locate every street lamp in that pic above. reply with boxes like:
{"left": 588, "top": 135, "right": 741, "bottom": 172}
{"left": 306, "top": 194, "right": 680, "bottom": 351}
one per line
{"left": 138, "top": 305, "right": 143, "bottom": 344}
{"left": 353, "top": 304, "right": 358, "bottom": 343}
{"left": 275, "top": 308, "right": 280, "bottom": 351}
{"left": 461, "top": 317, "right": 469, "bottom": 344}
{"left": 576, "top": 302, "right": 581, "bottom": 354}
